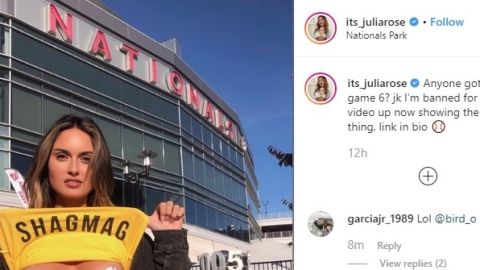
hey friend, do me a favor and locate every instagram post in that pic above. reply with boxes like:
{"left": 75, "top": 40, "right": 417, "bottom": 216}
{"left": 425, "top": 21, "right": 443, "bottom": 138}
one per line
{"left": 296, "top": 0, "right": 480, "bottom": 269}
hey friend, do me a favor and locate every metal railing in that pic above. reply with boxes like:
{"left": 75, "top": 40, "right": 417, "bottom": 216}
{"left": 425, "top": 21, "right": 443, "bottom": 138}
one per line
{"left": 190, "top": 260, "right": 293, "bottom": 270}
{"left": 250, "top": 260, "right": 293, "bottom": 270}
{"left": 262, "top": 230, "right": 292, "bottom": 239}
{"left": 256, "top": 212, "right": 292, "bottom": 220}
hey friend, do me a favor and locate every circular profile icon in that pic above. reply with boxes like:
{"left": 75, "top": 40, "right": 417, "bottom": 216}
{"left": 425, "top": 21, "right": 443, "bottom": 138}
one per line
{"left": 305, "top": 72, "right": 337, "bottom": 105}
{"left": 308, "top": 211, "right": 334, "bottom": 237}
{"left": 305, "top": 12, "right": 337, "bottom": 44}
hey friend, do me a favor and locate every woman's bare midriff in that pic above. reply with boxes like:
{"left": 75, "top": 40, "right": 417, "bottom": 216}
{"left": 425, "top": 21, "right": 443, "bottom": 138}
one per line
{"left": 24, "top": 261, "right": 123, "bottom": 270}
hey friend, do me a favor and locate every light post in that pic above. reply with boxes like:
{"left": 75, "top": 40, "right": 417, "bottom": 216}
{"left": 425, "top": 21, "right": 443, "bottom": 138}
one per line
{"left": 121, "top": 149, "right": 157, "bottom": 209}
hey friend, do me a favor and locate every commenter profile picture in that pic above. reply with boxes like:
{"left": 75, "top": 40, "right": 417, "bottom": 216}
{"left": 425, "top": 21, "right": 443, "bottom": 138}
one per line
{"left": 305, "top": 12, "right": 337, "bottom": 44}
{"left": 308, "top": 211, "right": 334, "bottom": 237}
{"left": 305, "top": 72, "right": 337, "bottom": 105}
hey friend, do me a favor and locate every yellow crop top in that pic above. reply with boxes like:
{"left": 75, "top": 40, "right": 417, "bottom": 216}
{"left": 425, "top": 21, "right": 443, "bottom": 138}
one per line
{"left": 0, "top": 207, "right": 149, "bottom": 270}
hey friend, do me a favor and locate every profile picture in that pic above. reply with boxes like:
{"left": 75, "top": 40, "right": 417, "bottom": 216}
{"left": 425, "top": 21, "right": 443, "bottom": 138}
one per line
{"left": 308, "top": 211, "right": 334, "bottom": 237}
{"left": 305, "top": 72, "right": 337, "bottom": 105}
{"left": 305, "top": 12, "right": 337, "bottom": 44}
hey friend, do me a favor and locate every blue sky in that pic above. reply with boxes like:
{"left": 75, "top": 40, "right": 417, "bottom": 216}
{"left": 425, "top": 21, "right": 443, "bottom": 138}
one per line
{"left": 101, "top": 0, "right": 293, "bottom": 214}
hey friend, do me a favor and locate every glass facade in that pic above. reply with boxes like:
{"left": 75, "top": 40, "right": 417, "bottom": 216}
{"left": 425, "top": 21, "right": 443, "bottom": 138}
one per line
{"left": 0, "top": 80, "right": 6, "bottom": 124}
{"left": 0, "top": 17, "right": 6, "bottom": 55}
{"left": 0, "top": 17, "right": 9, "bottom": 189}
{"left": 0, "top": 16, "right": 260, "bottom": 242}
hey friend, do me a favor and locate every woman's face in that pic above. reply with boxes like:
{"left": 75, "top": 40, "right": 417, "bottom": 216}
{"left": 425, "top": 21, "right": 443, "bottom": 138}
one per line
{"left": 48, "top": 128, "right": 93, "bottom": 207}
{"left": 318, "top": 16, "right": 326, "bottom": 27}
{"left": 318, "top": 77, "right": 326, "bottom": 87}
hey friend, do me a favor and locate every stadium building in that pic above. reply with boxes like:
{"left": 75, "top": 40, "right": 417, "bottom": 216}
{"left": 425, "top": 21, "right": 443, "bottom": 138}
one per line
{"left": 0, "top": 0, "right": 262, "bottom": 262}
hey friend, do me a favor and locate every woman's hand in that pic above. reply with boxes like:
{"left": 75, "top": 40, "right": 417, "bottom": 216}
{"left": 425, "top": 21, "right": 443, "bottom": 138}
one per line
{"left": 148, "top": 201, "right": 185, "bottom": 230}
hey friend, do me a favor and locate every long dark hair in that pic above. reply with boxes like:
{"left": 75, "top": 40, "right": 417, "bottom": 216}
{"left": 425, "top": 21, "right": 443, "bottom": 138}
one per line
{"left": 315, "top": 15, "right": 329, "bottom": 35}
{"left": 315, "top": 76, "right": 329, "bottom": 91}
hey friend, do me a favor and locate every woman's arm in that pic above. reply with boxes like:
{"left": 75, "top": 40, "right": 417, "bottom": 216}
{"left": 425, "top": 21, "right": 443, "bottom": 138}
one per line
{"left": 152, "top": 229, "right": 191, "bottom": 270}
{"left": 131, "top": 201, "right": 190, "bottom": 270}
{"left": 131, "top": 230, "right": 191, "bottom": 270}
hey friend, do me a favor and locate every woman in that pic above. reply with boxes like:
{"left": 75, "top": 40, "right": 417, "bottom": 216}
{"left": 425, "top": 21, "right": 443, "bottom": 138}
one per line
{"left": 313, "top": 15, "right": 329, "bottom": 41}
{"left": 313, "top": 76, "right": 329, "bottom": 102}
{"left": 0, "top": 115, "right": 190, "bottom": 270}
